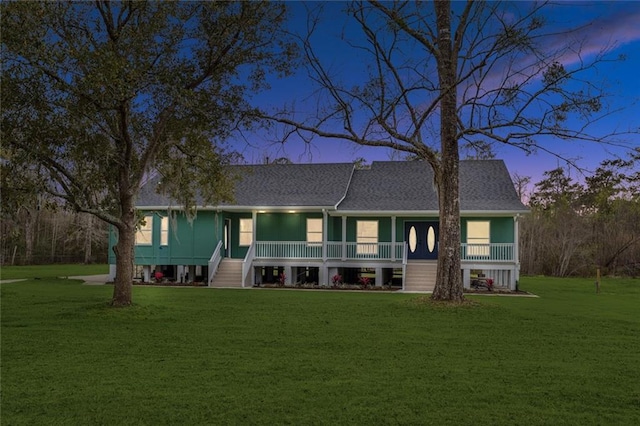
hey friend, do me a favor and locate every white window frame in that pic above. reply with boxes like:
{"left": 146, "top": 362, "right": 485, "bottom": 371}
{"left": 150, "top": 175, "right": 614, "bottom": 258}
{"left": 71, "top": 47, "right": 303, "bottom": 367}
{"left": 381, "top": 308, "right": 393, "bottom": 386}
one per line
{"left": 356, "top": 220, "right": 378, "bottom": 255}
{"left": 239, "top": 218, "right": 253, "bottom": 247}
{"left": 160, "top": 216, "right": 169, "bottom": 246}
{"left": 135, "top": 216, "right": 153, "bottom": 246}
{"left": 307, "top": 218, "right": 323, "bottom": 246}
{"left": 467, "top": 220, "right": 490, "bottom": 257}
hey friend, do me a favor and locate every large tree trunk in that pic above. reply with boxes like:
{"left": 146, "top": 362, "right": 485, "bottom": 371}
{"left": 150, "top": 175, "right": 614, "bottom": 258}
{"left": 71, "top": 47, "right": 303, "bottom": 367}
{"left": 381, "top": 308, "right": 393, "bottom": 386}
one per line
{"left": 111, "top": 199, "right": 136, "bottom": 307}
{"left": 431, "top": 0, "right": 464, "bottom": 302}
{"left": 83, "top": 214, "right": 93, "bottom": 264}
{"left": 23, "top": 208, "right": 35, "bottom": 264}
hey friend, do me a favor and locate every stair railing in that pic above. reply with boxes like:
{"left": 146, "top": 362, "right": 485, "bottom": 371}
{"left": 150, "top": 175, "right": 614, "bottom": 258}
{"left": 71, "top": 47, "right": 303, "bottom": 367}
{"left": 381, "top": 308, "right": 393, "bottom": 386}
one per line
{"left": 241, "top": 241, "right": 256, "bottom": 288}
{"left": 208, "top": 240, "right": 224, "bottom": 287}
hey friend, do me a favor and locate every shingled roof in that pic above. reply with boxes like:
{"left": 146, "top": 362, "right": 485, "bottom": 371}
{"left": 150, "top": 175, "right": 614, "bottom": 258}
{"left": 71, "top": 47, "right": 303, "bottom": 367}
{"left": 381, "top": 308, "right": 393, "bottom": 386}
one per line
{"left": 136, "top": 160, "right": 527, "bottom": 213}
{"left": 136, "top": 163, "right": 354, "bottom": 208}
{"left": 338, "top": 160, "right": 528, "bottom": 212}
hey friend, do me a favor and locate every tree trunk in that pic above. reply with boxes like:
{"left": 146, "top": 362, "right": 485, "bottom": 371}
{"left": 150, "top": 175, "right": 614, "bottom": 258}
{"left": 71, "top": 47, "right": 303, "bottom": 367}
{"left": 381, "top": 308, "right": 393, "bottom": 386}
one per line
{"left": 84, "top": 214, "right": 93, "bottom": 264}
{"left": 431, "top": 0, "right": 464, "bottom": 302}
{"left": 24, "top": 208, "right": 34, "bottom": 264}
{"left": 112, "top": 201, "right": 135, "bottom": 306}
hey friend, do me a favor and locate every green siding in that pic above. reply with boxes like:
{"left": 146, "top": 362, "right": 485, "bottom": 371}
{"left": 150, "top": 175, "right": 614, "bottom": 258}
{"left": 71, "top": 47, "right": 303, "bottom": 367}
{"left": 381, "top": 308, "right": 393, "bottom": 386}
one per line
{"left": 256, "top": 212, "right": 322, "bottom": 241}
{"left": 328, "top": 216, "right": 342, "bottom": 241}
{"left": 109, "top": 210, "right": 222, "bottom": 266}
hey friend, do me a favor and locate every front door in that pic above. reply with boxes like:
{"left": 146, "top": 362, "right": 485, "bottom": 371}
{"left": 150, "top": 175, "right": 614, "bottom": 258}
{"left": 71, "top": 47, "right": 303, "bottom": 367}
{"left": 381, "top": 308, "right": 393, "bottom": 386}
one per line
{"left": 405, "top": 221, "right": 439, "bottom": 260}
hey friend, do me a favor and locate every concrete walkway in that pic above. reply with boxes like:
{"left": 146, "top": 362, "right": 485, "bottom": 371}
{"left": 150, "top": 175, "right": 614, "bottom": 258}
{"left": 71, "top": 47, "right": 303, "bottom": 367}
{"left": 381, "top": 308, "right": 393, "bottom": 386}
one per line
{"left": 68, "top": 274, "right": 111, "bottom": 285}
{"left": 0, "top": 279, "right": 28, "bottom": 284}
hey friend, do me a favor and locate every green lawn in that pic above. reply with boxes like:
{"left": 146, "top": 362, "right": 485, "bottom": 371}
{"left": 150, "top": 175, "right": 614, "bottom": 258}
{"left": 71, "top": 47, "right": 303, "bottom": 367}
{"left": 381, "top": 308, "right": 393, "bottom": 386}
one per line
{"left": 2, "top": 275, "right": 639, "bottom": 425}
{"left": 0, "top": 263, "right": 109, "bottom": 280}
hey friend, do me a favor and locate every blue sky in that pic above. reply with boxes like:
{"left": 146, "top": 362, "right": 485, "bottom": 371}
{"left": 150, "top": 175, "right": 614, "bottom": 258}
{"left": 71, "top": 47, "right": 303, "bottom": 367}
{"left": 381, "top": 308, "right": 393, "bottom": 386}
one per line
{"left": 234, "top": 1, "right": 640, "bottom": 187}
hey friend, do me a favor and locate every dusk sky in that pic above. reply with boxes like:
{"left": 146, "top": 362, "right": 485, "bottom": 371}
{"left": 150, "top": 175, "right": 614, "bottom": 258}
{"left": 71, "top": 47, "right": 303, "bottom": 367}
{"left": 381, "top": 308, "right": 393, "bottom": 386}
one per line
{"left": 234, "top": 1, "right": 640, "bottom": 188}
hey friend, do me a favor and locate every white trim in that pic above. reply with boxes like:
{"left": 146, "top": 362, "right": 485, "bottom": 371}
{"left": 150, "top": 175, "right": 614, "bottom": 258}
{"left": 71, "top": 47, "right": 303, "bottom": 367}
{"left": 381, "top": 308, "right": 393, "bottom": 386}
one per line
{"left": 137, "top": 205, "right": 336, "bottom": 212}
{"left": 331, "top": 210, "right": 528, "bottom": 216}
{"left": 137, "top": 206, "right": 528, "bottom": 216}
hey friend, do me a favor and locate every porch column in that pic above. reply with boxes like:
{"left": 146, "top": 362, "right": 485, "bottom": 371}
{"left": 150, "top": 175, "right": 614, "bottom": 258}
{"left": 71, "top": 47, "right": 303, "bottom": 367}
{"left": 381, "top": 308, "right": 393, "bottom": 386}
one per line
{"left": 285, "top": 266, "right": 293, "bottom": 285}
{"left": 322, "top": 209, "right": 328, "bottom": 262}
{"left": 319, "top": 266, "right": 327, "bottom": 286}
{"left": 177, "top": 265, "right": 185, "bottom": 283}
{"left": 341, "top": 215, "right": 347, "bottom": 261}
{"left": 143, "top": 265, "right": 151, "bottom": 283}
{"left": 463, "top": 268, "right": 471, "bottom": 289}
{"left": 391, "top": 216, "right": 396, "bottom": 261}
{"left": 375, "top": 267, "right": 383, "bottom": 287}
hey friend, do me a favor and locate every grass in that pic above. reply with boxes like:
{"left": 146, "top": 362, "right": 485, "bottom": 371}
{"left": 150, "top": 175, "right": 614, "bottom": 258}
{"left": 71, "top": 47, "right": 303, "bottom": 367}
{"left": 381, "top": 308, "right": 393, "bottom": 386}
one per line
{"left": 0, "top": 263, "right": 108, "bottom": 280}
{"left": 2, "top": 274, "right": 639, "bottom": 425}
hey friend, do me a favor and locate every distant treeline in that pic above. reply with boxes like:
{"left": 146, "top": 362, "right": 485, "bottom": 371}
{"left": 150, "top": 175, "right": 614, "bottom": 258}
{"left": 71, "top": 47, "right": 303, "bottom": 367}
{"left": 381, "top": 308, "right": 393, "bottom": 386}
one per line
{"left": 1, "top": 209, "right": 108, "bottom": 266}
{"left": 518, "top": 150, "right": 640, "bottom": 277}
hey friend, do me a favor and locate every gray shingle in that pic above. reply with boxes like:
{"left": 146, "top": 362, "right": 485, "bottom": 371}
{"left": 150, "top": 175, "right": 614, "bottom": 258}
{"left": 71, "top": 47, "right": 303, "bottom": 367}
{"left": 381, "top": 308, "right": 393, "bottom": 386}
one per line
{"left": 136, "top": 160, "right": 527, "bottom": 212}
{"left": 137, "top": 163, "right": 354, "bottom": 208}
{"left": 337, "top": 160, "right": 527, "bottom": 212}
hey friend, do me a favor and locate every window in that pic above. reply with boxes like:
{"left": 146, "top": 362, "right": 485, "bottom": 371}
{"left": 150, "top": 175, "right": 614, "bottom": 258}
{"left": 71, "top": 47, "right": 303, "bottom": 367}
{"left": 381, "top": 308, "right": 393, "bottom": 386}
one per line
{"left": 160, "top": 216, "right": 169, "bottom": 246}
{"left": 307, "top": 218, "right": 323, "bottom": 245}
{"left": 239, "top": 218, "right": 253, "bottom": 246}
{"left": 135, "top": 216, "right": 153, "bottom": 245}
{"left": 467, "top": 221, "right": 490, "bottom": 256}
{"left": 357, "top": 220, "right": 378, "bottom": 255}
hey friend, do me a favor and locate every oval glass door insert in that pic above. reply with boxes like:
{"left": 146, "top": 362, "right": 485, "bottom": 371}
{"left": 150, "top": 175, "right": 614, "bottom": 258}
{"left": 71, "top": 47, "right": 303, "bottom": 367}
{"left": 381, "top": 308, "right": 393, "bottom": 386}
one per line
{"left": 427, "top": 226, "right": 436, "bottom": 252}
{"left": 408, "top": 226, "right": 417, "bottom": 253}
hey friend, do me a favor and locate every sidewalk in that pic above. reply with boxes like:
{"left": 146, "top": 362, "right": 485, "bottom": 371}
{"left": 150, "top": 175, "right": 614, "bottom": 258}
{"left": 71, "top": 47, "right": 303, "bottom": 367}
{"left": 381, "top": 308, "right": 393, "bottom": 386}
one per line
{"left": 68, "top": 274, "right": 110, "bottom": 285}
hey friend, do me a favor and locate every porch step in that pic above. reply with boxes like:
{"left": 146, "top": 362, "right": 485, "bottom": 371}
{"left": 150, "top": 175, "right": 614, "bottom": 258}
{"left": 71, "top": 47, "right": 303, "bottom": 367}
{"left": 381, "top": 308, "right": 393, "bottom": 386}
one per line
{"left": 404, "top": 261, "right": 437, "bottom": 292}
{"left": 210, "top": 259, "right": 243, "bottom": 288}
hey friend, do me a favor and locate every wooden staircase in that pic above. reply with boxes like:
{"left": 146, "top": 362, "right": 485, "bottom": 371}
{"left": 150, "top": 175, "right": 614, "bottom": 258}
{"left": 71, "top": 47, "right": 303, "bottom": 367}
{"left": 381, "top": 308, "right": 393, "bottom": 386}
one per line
{"left": 403, "top": 261, "right": 437, "bottom": 292}
{"left": 210, "top": 259, "right": 244, "bottom": 288}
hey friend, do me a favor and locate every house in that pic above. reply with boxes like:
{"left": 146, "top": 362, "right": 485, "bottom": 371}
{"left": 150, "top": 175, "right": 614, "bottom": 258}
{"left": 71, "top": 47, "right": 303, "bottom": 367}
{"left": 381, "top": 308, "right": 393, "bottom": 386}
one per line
{"left": 107, "top": 160, "right": 529, "bottom": 291}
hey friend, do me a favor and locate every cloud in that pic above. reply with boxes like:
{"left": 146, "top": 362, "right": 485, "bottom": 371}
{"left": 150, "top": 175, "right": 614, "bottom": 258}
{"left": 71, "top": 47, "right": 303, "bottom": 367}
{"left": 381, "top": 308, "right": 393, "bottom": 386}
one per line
{"left": 549, "top": 7, "right": 640, "bottom": 66}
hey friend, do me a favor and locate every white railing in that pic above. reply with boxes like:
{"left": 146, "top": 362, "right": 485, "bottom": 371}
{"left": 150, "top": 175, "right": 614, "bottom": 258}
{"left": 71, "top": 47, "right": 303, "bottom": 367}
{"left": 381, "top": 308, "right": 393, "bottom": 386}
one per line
{"left": 256, "top": 241, "right": 404, "bottom": 260}
{"left": 207, "top": 240, "right": 224, "bottom": 287}
{"left": 251, "top": 241, "right": 514, "bottom": 262}
{"left": 460, "top": 243, "right": 514, "bottom": 262}
{"left": 255, "top": 241, "right": 323, "bottom": 259}
{"left": 326, "top": 242, "right": 343, "bottom": 259}
{"left": 242, "top": 242, "right": 256, "bottom": 288}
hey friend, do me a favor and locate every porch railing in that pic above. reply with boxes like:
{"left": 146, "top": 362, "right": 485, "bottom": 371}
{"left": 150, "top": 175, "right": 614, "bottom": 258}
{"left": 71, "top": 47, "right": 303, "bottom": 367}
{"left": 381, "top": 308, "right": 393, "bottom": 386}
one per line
{"left": 255, "top": 241, "right": 323, "bottom": 259}
{"left": 460, "top": 243, "right": 514, "bottom": 262}
{"left": 255, "top": 241, "right": 404, "bottom": 260}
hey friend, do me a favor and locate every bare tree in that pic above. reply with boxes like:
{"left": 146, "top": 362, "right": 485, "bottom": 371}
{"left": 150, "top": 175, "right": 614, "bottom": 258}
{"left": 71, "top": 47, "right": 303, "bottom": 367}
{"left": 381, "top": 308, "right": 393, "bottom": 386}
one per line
{"left": 266, "top": 1, "right": 635, "bottom": 301}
